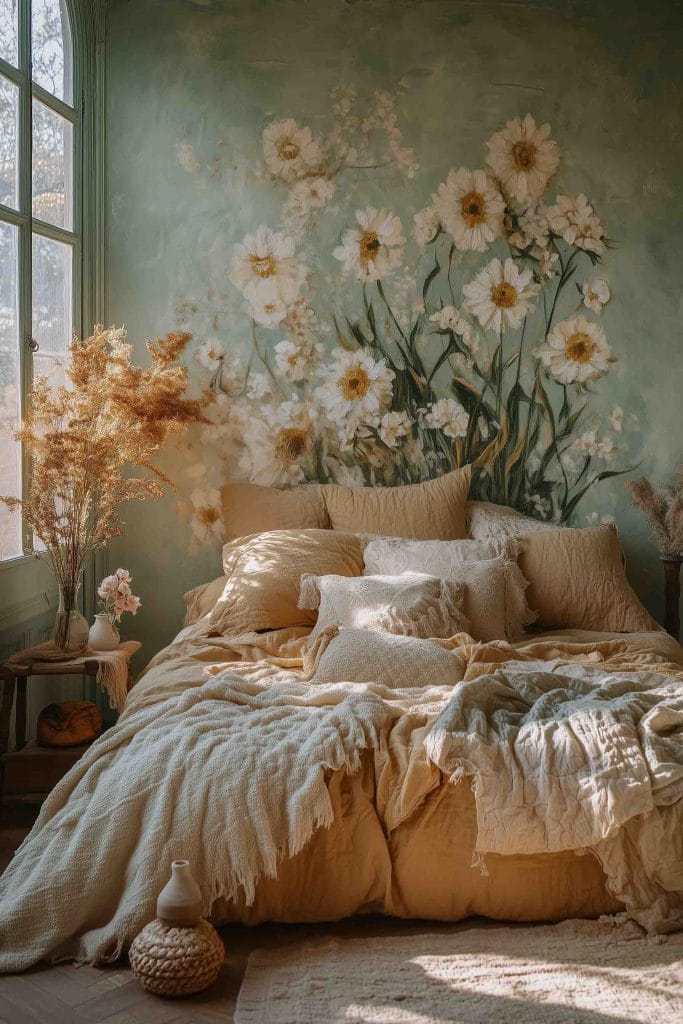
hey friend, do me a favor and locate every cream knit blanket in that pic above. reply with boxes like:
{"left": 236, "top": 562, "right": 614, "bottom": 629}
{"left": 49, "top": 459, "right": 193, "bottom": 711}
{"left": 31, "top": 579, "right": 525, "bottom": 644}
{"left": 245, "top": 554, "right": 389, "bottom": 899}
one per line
{"left": 425, "top": 660, "right": 683, "bottom": 933}
{"left": 0, "top": 670, "right": 395, "bottom": 971}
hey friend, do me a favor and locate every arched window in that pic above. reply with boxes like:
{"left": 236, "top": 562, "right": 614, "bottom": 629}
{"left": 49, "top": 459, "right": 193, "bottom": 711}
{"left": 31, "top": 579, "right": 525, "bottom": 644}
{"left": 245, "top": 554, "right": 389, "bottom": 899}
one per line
{"left": 0, "top": 0, "right": 94, "bottom": 562}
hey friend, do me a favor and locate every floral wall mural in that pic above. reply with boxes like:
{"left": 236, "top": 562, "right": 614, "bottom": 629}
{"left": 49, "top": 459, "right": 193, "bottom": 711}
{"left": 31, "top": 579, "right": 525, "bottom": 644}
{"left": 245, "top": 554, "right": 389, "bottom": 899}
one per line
{"left": 176, "top": 96, "right": 633, "bottom": 543}
{"left": 104, "top": 0, "right": 683, "bottom": 654}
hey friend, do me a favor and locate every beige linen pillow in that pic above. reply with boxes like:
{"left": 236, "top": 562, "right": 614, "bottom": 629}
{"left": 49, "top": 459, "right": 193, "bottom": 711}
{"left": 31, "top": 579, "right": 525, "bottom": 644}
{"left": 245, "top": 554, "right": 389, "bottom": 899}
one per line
{"left": 312, "top": 628, "right": 466, "bottom": 689}
{"left": 183, "top": 575, "right": 228, "bottom": 626}
{"left": 209, "top": 529, "right": 363, "bottom": 636}
{"left": 220, "top": 481, "right": 329, "bottom": 539}
{"left": 363, "top": 536, "right": 536, "bottom": 640}
{"left": 299, "top": 571, "right": 469, "bottom": 642}
{"left": 322, "top": 466, "right": 472, "bottom": 540}
{"left": 517, "top": 523, "right": 660, "bottom": 632}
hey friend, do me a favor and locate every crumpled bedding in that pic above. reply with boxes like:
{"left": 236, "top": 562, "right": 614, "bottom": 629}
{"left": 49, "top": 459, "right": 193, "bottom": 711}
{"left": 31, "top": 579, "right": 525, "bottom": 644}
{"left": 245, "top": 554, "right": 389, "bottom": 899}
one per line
{"left": 425, "top": 660, "right": 683, "bottom": 931}
{"left": 0, "top": 619, "right": 681, "bottom": 971}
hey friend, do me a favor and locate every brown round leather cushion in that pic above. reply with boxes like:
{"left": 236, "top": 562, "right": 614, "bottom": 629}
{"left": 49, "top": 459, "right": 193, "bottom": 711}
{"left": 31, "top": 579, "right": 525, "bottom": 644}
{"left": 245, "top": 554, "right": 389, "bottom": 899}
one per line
{"left": 37, "top": 701, "right": 102, "bottom": 747}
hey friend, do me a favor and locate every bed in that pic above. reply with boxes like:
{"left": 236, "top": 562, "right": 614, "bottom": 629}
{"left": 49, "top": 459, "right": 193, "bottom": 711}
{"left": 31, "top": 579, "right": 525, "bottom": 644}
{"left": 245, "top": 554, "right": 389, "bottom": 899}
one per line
{"left": 0, "top": 470, "right": 682, "bottom": 970}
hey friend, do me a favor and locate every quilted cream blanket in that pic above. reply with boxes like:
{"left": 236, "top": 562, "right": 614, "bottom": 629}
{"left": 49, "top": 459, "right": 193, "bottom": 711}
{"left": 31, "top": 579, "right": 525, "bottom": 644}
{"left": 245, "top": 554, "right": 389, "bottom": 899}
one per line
{"left": 0, "top": 625, "right": 681, "bottom": 971}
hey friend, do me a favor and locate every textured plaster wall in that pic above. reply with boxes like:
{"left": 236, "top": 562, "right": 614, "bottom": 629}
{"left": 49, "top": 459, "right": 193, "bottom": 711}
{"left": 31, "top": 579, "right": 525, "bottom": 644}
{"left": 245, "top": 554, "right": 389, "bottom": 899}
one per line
{"left": 105, "top": 0, "right": 683, "bottom": 661}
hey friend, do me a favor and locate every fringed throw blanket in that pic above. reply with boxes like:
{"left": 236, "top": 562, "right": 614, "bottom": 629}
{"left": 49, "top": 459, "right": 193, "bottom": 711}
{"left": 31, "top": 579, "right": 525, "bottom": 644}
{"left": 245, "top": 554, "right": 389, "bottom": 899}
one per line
{"left": 425, "top": 661, "right": 683, "bottom": 933}
{"left": 0, "top": 671, "right": 395, "bottom": 971}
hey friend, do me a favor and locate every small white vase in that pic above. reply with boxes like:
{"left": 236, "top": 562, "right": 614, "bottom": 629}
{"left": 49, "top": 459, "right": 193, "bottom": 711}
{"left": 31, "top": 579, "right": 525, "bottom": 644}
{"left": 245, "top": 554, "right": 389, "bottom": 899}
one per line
{"left": 156, "top": 860, "right": 204, "bottom": 927}
{"left": 88, "top": 613, "right": 120, "bottom": 652}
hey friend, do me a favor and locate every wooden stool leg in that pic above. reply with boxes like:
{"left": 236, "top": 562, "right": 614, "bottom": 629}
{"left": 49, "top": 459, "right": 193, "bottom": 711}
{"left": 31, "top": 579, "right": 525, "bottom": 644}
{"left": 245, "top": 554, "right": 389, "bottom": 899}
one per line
{"left": 0, "top": 677, "right": 16, "bottom": 757}
{"left": 15, "top": 677, "right": 27, "bottom": 751}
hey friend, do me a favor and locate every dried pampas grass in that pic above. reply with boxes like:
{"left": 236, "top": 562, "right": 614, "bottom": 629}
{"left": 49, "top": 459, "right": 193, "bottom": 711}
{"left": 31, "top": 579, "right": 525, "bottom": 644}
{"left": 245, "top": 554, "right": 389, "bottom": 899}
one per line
{"left": 626, "top": 466, "right": 683, "bottom": 557}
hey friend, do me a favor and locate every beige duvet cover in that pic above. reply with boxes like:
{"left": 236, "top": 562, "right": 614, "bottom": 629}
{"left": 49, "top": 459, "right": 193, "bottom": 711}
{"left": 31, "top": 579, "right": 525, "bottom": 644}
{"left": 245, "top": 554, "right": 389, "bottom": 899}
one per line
{"left": 129, "top": 622, "right": 683, "bottom": 929}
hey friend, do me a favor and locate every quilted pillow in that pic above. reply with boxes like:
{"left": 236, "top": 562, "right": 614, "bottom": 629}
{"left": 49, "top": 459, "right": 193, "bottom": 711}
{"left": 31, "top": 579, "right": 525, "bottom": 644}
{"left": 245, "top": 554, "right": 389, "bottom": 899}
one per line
{"left": 363, "top": 536, "right": 535, "bottom": 640}
{"left": 299, "top": 571, "right": 470, "bottom": 642}
{"left": 517, "top": 523, "right": 660, "bottom": 633}
{"left": 467, "top": 500, "right": 558, "bottom": 542}
{"left": 209, "top": 529, "right": 363, "bottom": 636}
{"left": 220, "top": 481, "right": 329, "bottom": 539}
{"left": 311, "top": 627, "right": 466, "bottom": 689}
{"left": 322, "top": 466, "right": 472, "bottom": 540}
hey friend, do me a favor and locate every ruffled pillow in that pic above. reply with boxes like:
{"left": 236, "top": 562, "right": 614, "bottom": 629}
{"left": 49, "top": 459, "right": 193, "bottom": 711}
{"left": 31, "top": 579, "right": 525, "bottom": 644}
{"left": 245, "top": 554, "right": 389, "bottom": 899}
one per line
{"left": 299, "top": 572, "right": 469, "bottom": 642}
{"left": 466, "top": 500, "right": 558, "bottom": 543}
{"left": 363, "top": 536, "right": 535, "bottom": 640}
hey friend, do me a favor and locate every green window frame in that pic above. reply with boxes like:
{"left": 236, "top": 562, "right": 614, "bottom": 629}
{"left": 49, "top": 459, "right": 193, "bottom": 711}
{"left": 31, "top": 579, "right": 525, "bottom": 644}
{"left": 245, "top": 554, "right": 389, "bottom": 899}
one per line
{"left": 0, "top": 0, "right": 103, "bottom": 574}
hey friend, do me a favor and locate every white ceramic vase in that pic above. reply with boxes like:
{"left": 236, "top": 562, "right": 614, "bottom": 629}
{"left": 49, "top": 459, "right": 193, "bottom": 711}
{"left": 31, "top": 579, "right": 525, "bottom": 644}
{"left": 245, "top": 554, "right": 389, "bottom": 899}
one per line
{"left": 156, "top": 860, "right": 203, "bottom": 927}
{"left": 88, "top": 613, "right": 120, "bottom": 652}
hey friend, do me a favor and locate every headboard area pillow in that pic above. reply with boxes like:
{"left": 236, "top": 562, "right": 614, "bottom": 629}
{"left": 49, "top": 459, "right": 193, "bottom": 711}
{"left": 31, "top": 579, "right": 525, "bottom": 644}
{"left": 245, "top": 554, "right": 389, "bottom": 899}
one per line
{"left": 321, "top": 465, "right": 472, "bottom": 540}
{"left": 467, "top": 500, "right": 558, "bottom": 542}
{"left": 517, "top": 523, "right": 660, "bottom": 633}
{"left": 183, "top": 574, "right": 228, "bottom": 626}
{"left": 209, "top": 528, "right": 363, "bottom": 636}
{"left": 220, "top": 481, "right": 329, "bottom": 539}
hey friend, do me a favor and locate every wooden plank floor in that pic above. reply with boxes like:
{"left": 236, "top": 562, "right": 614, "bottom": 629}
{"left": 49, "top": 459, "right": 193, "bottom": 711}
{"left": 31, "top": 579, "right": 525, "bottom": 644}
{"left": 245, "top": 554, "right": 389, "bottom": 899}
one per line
{"left": 0, "top": 820, "right": 449, "bottom": 1023}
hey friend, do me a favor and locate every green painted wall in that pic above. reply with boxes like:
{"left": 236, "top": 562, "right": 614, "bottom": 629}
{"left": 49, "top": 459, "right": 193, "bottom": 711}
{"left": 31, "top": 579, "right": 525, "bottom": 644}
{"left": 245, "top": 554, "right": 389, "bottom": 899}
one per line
{"left": 105, "top": 0, "right": 683, "bottom": 663}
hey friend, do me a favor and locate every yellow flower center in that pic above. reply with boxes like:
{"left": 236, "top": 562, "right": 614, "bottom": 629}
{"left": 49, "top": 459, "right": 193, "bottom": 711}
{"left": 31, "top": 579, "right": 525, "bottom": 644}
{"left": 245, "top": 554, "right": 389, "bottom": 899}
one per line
{"left": 249, "top": 253, "right": 277, "bottom": 278}
{"left": 197, "top": 506, "right": 219, "bottom": 526}
{"left": 287, "top": 353, "right": 299, "bottom": 366}
{"left": 511, "top": 140, "right": 537, "bottom": 171}
{"left": 278, "top": 140, "right": 299, "bottom": 161}
{"left": 359, "top": 230, "right": 381, "bottom": 267}
{"left": 490, "top": 282, "right": 518, "bottom": 309}
{"left": 339, "top": 366, "right": 370, "bottom": 401}
{"left": 460, "top": 191, "right": 486, "bottom": 228}
{"left": 275, "top": 427, "right": 308, "bottom": 462}
{"left": 565, "top": 331, "right": 596, "bottom": 363}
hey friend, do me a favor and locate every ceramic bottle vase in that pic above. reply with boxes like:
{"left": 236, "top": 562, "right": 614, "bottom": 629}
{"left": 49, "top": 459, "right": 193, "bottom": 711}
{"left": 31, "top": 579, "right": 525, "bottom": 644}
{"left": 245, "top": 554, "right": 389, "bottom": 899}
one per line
{"left": 88, "top": 613, "right": 120, "bottom": 652}
{"left": 156, "top": 859, "right": 204, "bottom": 926}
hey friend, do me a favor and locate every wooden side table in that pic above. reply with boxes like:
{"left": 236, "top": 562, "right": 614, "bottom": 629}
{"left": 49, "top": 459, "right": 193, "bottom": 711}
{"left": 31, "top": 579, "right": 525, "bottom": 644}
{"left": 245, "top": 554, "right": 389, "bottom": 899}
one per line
{"left": 0, "top": 647, "right": 138, "bottom": 805}
{"left": 0, "top": 658, "right": 103, "bottom": 758}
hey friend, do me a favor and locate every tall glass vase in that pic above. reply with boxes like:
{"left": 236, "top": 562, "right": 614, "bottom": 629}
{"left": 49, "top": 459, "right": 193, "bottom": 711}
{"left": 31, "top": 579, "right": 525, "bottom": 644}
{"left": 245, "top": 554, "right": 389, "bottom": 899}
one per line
{"left": 52, "top": 581, "right": 90, "bottom": 652}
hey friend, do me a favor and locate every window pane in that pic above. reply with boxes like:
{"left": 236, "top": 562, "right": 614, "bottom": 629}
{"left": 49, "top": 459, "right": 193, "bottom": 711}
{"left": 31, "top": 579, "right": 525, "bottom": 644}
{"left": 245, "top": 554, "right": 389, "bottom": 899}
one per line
{"left": 32, "top": 99, "right": 73, "bottom": 228}
{"left": 32, "top": 0, "right": 73, "bottom": 104}
{"left": 0, "top": 0, "right": 18, "bottom": 67}
{"left": 32, "top": 233, "right": 73, "bottom": 356}
{"left": 0, "top": 74, "right": 19, "bottom": 210}
{"left": 0, "top": 220, "right": 22, "bottom": 560}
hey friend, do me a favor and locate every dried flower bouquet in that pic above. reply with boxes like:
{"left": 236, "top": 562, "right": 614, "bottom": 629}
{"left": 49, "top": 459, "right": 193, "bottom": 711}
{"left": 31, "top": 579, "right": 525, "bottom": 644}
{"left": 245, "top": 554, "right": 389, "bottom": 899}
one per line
{"left": 1, "top": 326, "right": 209, "bottom": 648}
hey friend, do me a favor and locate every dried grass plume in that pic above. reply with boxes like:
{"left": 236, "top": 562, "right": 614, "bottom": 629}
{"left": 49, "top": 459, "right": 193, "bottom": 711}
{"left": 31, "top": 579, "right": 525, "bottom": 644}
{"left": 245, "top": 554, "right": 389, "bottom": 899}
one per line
{"left": 625, "top": 465, "right": 683, "bottom": 557}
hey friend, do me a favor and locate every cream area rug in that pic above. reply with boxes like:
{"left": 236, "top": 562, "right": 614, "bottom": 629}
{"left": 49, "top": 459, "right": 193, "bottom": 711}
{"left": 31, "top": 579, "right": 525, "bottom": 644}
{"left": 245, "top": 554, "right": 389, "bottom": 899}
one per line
{"left": 234, "top": 918, "right": 683, "bottom": 1024}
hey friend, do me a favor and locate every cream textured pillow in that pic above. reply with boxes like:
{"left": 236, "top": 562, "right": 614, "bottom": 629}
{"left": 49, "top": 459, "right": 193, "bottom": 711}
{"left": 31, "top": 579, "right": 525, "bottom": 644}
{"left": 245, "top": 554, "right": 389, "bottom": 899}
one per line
{"left": 209, "top": 529, "right": 363, "bottom": 636}
{"left": 312, "top": 628, "right": 466, "bottom": 689}
{"left": 517, "top": 523, "right": 660, "bottom": 633}
{"left": 183, "top": 575, "right": 228, "bottom": 626}
{"left": 299, "top": 572, "right": 469, "bottom": 642}
{"left": 467, "top": 500, "right": 558, "bottom": 542}
{"left": 363, "top": 536, "right": 536, "bottom": 640}
{"left": 322, "top": 466, "right": 472, "bottom": 540}
{"left": 220, "top": 481, "right": 329, "bottom": 539}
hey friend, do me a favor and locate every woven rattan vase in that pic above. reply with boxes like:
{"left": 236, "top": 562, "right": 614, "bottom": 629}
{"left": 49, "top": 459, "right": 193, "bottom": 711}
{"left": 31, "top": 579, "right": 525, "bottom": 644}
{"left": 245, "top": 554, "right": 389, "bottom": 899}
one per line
{"left": 129, "top": 860, "right": 224, "bottom": 997}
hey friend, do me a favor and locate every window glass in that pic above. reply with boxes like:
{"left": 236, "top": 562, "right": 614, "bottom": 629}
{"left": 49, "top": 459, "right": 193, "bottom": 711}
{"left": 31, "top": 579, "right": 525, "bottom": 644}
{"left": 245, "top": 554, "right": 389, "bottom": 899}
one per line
{"left": 0, "top": 220, "right": 23, "bottom": 559}
{"left": 0, "top": 75, "right": 19, "bottom": 210}
{"left": 32, "top": 233, "right": 73, "bottom": 357}
{"left": 32, "top": 98, "right": 73, "bottom": 228}
{"left": 32, "top": 0, "right": 73, "bottom": 104}
{"left": 0, "top": 0, "right": 19, "bottom": 67}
